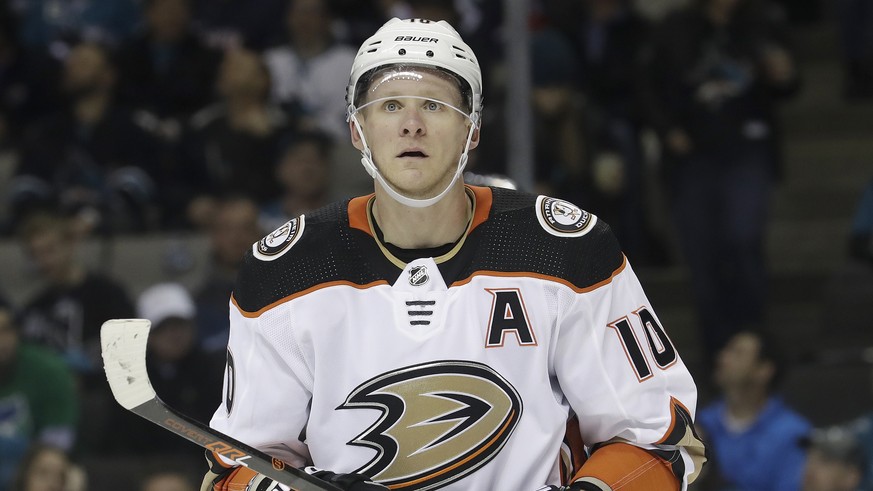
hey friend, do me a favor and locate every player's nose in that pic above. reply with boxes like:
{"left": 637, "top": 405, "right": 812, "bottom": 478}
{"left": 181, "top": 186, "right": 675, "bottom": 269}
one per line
{"left": 400, "top": 108, "right": 426, "bottom": 136}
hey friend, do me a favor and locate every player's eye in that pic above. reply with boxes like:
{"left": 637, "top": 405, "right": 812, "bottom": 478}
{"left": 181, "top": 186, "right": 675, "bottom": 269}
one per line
{"left": 424, "top": 100, "right": 442, "bottom": 111}
{"left": 383, "top": 101, "right": 401, "bottom": 112}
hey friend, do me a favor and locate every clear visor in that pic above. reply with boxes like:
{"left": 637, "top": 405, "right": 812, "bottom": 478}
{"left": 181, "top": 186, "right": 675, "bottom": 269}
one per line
{"left": 351, "top": 64, "right": 473, "bottom": 117}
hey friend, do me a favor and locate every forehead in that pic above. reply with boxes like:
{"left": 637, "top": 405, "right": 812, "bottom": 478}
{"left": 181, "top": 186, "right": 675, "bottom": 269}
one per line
{"left": 728, "top": 333, "right": 761, "bottom": 356}
{"left": 69, "top": 44, "right": 107, "bottom": 65}
{"left": 365, "top": 66, "right": 462, "bottom": 102}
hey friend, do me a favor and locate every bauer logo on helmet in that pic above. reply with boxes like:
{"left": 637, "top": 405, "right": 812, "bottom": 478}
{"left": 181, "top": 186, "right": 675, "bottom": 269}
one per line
{"left": 394, "top": 36, "right": 438, "bottom": 43}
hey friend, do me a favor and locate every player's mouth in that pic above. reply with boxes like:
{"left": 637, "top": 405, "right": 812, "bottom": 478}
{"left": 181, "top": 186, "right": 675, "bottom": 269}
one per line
{"left": 397, "top": 149, "right": 428, "bottom": 158}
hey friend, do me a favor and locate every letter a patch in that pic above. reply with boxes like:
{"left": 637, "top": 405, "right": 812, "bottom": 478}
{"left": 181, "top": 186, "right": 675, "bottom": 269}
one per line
{"left": 485, "top": 289, "right": 537, "bottom": 347}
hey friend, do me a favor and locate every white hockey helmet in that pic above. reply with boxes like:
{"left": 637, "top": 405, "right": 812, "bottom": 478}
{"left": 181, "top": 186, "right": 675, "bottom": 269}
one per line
{"left": 346, "top": 18, "right": 483, "bottom": 118}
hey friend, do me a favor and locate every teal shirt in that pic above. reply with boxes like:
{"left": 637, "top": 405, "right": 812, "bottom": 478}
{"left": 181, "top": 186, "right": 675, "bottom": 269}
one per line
{"left": 0, "top": 343, "right": 79, "bottom": 491}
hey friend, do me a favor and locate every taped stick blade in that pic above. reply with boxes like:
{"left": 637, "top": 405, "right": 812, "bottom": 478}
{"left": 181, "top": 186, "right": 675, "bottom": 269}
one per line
{"left": 101, "top": 318, "right": 156, "bottom": 410}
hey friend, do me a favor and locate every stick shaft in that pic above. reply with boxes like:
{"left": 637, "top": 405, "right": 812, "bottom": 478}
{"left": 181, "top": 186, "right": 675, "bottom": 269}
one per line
{"left": 100, "top": 318, "right": 339, "bottom": 491}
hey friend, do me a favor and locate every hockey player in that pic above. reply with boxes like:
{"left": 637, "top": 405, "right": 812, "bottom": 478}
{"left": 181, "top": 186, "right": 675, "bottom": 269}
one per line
{"left": 201, "top": 18, "right": 706, "bottom": 491}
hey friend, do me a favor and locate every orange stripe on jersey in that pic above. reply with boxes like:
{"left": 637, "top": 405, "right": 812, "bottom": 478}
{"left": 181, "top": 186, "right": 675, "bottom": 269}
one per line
{"left": 450, "top": 255, "right": 628, "bottom": 293}
{"left": 467, "top": 185, "right": 493, "bottom": 232}
{"left": 232, "top": 279, "right": 390, "bottom": 317}
{"left": 232, "top": 255, "right": 626, "bottom": 319}
{"left": 572, "top": 442, "right": 679, "bottom": 491}
{"left": 348, "top": 194, "right": 375, "bottom": 236}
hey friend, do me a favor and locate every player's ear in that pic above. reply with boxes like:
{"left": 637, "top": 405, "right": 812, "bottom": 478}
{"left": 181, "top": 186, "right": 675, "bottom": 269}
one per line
{"left": 350, "top": 120, "right": 365, "bottom": 151}
{"left": 468, "top": 126, "right": 480, "bottom": 151}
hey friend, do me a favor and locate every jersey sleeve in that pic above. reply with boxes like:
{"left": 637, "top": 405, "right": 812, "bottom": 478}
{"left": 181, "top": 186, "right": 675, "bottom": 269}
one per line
{"left": 553, "top": 256, "right": 706, "bottom": 488}
{"left": 209, "top": 297, "right": 314, "bottom": 467}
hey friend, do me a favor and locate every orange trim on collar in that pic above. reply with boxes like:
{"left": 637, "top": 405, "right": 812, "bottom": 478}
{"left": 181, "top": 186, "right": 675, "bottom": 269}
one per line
{"left": 466, "top": 185, "right": 492, "bottom": 232}
{"left": 348, "top": 194, "right": 375, "bottom": 236}
{"left": 346, "top": 186, "right": 493, "bottom": 237}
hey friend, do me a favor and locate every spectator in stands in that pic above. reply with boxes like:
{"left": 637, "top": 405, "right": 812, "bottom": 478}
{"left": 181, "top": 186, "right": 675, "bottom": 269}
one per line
{"left": 0, "top": 305, "right": 79, "bottom": 491}
{"left": 260, "top": 0, "right": 375, "bottom": 202}
{"left": 640, "top": 0, "right": 800, "bottom": 358}
{"left": 116, "top": 0, "right": 222, "bottom": 121}
{"left": 182, "top": 48, "right": 294, "bottom": 228}
{"left": 546, "top": 0, "right": 665, "bottom": 266}
{"left": 801, "top": 424, "right": 866, "bottom": 491}
{"left": 696, "top": 329, "right": 811, "bottom": 491}
{"left": 525, "top": 29, "right": 585, "bottom": 201}
{"left": 140, "top": 282, "right": 224, "bottom": 422}
{"left": 0, "top": 8, "right": 58, "bottom": 235}
{"left": 837, "top": 0, "right": 873, "bottom": 99}
{"left": 15, "top": 211, "right": 135, "bottom": 384}
{"left": 112, "top": 0, "right": 222, "bottom": 230}
{"left": 10, "top": 443, "right": 86, "bottom": 491}
{"left": 849, "top": 177, "right": 873, "bottom": 265}
{"left": 9, "top": 41, "right": 167, "bottom": 234}
{"left": 8, "top": 0, "right": 141, "bottom": 51}
{"left": 260, "top": 130, "right": 334, "bottom": 231}
{"left": 0, "top": 6, "right": 62, "bottom": 145}
{"left": 194, "top": 196, "right": 264, "bottom": 353}
{"left": 835, "top": 373, "right": 873, "bottom": 491}
{"left": 189, "top": 0, "right": 286, "bottom": 51}
{"left": 0, "top": 108, "right": 17, "bottom": 235}
{"left": 263, "top": 0, "right": 357, "bottom": 142}
{"left": 140, "top": 470, "right": 196, "bottom": 491}
{"left": 104, "top": 282, "right": 224, "bottom": 457}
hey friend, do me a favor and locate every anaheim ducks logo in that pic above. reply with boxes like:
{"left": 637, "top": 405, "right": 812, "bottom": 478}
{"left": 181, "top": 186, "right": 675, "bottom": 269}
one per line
{"left": 339, "top": 360, "right": 522, "bottom": 490}
{"left": 253, "top": 216, "right": 305, "bottom": 261}
{"left": 535, "top": 195, "right": 596, "bottom": 238}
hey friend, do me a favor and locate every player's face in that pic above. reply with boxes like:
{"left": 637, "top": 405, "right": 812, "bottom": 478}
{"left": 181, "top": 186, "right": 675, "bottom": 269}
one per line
{"left": 352, "top": 68, "right": 478, "bottom": 200}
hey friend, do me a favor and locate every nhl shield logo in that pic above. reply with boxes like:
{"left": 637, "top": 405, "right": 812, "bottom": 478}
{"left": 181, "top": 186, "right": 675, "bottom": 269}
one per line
{"left": 535, "top": 196, "right": 596, "bottom": 237}
{"left": 409, "top": 265, "right": 429, "bottom": 286}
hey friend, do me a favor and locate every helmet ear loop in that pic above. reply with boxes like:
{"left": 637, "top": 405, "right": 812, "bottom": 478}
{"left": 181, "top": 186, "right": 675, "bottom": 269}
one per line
{"left": 456, "top": 113, "right": 478, "bottom": 177}
{"left": 349, "top": 110, "right": 378, "bottom": 178}
{"left": 469, "top": 107, "right": 482, "bottom": 130}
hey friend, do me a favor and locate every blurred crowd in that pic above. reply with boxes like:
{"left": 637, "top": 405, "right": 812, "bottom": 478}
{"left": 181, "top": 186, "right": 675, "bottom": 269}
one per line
{"left": 1, "top": 0, "right": 872, "bottom": 490}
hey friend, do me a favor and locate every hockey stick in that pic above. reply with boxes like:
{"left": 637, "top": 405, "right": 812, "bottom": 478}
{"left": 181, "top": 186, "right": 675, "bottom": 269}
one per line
{"left": 100, "top": 318, "right": 341, "bottom": 491}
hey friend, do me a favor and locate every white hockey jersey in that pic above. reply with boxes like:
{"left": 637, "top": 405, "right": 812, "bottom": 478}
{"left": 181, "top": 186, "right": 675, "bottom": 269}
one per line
{"left": 210, "top": 185, "right": 705, "bottom": 490}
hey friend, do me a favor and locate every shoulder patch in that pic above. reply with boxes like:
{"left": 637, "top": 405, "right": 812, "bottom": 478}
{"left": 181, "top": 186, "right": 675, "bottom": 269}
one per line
{"left": 535, "top": 195, "right": 597, "bottom": 237}
{"left": 253, "top": 215, "right": 306, "bottom": 261}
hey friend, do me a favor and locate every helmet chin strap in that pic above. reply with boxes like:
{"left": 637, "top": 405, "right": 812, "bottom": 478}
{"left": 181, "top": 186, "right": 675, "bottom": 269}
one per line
{"left": 348, "top": 99, "right": 479, "bottom": 209}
